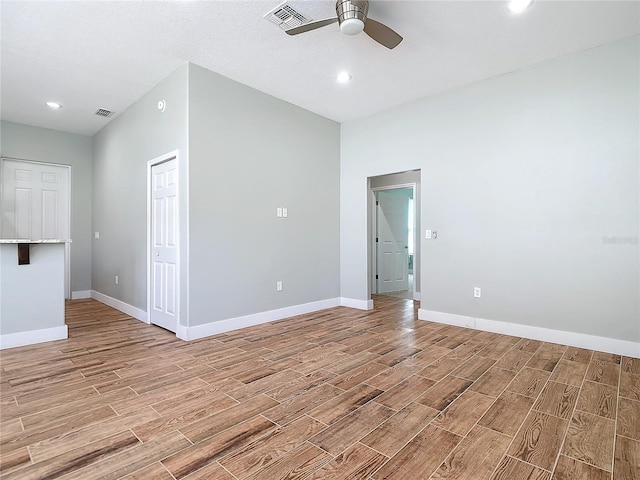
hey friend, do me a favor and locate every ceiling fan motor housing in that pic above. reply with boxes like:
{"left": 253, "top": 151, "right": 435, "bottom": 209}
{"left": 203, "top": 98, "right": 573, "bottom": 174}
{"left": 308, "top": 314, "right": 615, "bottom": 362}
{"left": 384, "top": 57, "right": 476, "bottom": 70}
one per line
{"left": 336, "top": 0, "right": 368, "bottom": 35}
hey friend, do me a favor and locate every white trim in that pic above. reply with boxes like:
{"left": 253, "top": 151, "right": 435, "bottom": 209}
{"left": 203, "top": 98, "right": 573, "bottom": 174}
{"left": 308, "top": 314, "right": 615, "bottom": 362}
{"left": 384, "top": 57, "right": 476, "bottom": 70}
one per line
{"left": 418, "top": 309, "right": 640, "bottom": 359}
{"left": 413, "top": 292, "right": 421, "bottom": 301}
{"left": 369, "top": 183, "right": 376, "bottom": 297}
{"left": 71, "top": 290, "right": 91, "bottom": 299}
{"left": 0, "top": 325, "right": 68, "bottom": 350}
{"left": 91, "top": 290, "right": 148, "bottom": 324}
{"left": 340, "top": 297, "right": 374, "bottom": 310}
{"left": 178, "top": 298, "right": 342, "bottom": 341}
{"left": 184, "top": 137, "right": 190, "bottom": 335}
{"left": 147, "top": 151, "right": 180, "bottom": 334}
{"left": 176, "top": 323, "right": 189, "bottom": 340}
{"left": 370, "top": 183, "right": 417, "bottom": 192}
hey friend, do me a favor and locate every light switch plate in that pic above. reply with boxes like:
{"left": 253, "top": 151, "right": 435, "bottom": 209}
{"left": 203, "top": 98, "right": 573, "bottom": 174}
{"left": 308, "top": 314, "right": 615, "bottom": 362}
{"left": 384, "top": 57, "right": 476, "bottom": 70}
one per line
{"left": 277, "top": 207, "right": 282, "bottom": 218}
{"left": 425, "top": 229, "right": 432, "bottom": 239}
{"left": 282, "top": 208, "right": 288, "bottom": 218}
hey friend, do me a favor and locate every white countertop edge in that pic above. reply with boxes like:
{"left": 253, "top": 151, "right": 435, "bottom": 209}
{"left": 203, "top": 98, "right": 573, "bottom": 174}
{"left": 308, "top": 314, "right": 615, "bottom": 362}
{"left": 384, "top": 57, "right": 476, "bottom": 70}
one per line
{"left": 0, "top": 239, "right": 72, "bottom": 244}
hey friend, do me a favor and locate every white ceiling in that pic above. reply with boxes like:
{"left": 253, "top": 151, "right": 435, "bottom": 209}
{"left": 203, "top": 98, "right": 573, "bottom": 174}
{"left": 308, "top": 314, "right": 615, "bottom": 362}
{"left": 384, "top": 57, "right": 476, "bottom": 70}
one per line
{"left": 1, "top": 1, "right": 638, "bottom": 136}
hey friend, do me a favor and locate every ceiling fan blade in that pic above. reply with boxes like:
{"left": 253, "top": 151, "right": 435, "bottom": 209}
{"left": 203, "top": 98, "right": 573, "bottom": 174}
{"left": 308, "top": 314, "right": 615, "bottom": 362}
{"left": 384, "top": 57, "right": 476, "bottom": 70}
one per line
{"left": 285, "top": 18, "right": 338, "bottom": 36}
{"left": 363, "top": 18, "right": 403, "bottom": 49}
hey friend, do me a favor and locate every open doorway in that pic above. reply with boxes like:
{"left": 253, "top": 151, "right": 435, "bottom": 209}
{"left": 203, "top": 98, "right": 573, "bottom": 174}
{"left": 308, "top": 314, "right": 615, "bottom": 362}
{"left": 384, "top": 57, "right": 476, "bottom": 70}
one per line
{"left": 369, "top": 170, "right": 421, "bottom": 302}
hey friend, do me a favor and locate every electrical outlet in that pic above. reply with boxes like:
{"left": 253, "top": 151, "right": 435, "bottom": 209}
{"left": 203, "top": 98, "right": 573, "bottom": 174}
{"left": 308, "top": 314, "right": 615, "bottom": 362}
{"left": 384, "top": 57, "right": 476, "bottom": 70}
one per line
{"left": 115, "top": 275, "right": 119, "bottom": 285}
{"left": 94, "top": 231, "right": 100, "bottom": 240}
{"left": 474, "top": 287, "right": 481, "bottom": 298}
{"left": 276, "top": 281, "right": 283, "bottom": 291}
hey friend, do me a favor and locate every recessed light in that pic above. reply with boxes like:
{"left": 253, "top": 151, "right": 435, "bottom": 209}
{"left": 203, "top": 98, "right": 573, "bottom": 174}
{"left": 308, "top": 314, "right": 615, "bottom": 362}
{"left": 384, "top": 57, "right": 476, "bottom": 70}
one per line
{"left": 46, "top": 101, "right": 62, "bottom": 109}
{"left": 508, "top": 0, "right": 533, "bottom": 14}
{"left": 337, "top": 71, "right": 352, "bottom": 83}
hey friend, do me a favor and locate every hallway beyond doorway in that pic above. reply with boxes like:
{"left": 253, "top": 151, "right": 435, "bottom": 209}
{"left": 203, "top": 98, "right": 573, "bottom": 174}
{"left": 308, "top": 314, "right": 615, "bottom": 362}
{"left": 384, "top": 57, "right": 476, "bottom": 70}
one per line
{"left": 379, "top": 273, "right": 414, "bottom": 300}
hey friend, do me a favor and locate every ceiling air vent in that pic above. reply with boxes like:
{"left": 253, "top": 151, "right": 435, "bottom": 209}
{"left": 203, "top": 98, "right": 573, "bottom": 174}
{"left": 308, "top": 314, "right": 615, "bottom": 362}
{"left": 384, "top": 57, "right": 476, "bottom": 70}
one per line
{"left": 264, "top": 2, "right": 311, "bottom": 30}
{"left": 95, "top": 108, "right": 114, "bottom": 118}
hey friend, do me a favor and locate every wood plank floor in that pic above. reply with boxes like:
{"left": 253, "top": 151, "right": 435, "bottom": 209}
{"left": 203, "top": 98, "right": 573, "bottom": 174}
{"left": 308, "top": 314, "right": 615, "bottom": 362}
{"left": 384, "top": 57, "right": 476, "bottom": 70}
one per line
{"left": 1, "top": 297, "right": 638, "bottom": 479}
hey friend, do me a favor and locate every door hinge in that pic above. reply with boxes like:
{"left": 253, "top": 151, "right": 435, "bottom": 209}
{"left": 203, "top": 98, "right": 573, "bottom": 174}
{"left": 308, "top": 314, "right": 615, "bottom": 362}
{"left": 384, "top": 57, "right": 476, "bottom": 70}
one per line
{"left": 376, "top": 201, "right": 379, "bottom": 206}
{"left": 376, "top": 237, "right": 379, "bottom": 243}
{"left": 376, "top": 275, "right": 379, "bottom": 279}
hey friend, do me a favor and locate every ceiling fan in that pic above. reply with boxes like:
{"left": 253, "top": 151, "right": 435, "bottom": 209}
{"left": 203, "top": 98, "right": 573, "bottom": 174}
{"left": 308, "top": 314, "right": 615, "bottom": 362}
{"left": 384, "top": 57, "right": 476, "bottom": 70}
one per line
{"left": 285, "top": 0, "right": 403, "bottom": 49}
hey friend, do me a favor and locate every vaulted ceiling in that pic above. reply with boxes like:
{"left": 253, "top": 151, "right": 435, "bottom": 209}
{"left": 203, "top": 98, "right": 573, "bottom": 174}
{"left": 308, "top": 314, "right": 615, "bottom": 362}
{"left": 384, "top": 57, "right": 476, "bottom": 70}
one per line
{"left": 2, "top": 1, "right": 638, "bottom": 136}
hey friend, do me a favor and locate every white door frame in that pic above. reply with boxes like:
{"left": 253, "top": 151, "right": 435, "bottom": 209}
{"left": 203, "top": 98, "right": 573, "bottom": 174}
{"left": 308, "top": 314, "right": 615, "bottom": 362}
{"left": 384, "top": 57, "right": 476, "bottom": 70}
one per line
{"left": 370, "top": 182, "right": 417, "bottom": 300}
{"left": 146, "top": 150, "right": 180, "bottom": 332}
{"left": 0, "top": 157, "right": 72, "bottom": 299}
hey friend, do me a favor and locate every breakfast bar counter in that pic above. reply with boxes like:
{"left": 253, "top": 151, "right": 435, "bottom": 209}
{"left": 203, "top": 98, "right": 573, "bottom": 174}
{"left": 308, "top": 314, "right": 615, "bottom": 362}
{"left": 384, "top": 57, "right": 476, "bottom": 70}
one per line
{"left": 0, "top": 240, "right": 69, "bottom": 349}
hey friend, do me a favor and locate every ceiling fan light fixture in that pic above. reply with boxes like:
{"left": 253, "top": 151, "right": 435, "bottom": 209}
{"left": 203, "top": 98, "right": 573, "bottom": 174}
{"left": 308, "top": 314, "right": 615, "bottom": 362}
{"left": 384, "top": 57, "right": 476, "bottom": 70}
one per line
{"left": 285, "top": 0, "right": 402, "bottom": 49}
{"left": 508, "top": 0, "right": 533, "bottom": 14}
{"left": 340, "top": 18, "right": 365, "bottom": 35}
{"left": 46, "top": 101, "right": 62, "bottom": 109}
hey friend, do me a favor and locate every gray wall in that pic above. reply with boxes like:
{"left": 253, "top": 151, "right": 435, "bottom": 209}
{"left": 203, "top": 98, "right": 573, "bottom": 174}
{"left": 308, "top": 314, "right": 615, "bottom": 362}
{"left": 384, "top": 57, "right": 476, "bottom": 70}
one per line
{"left": 1, "top": 244, "right": 65, "bottom": 334}
{"left": 188, "top": 63, "right": 340, "bottom": 326}
{"left": 90, "top": 62, "right": 340, "bottom": 329}
{"left": 0, "top": 121, "right": 93, "bottom": 293}
{"left": 92, "top": 64, "right": 189, "bottom": 321}
{"left": 341, "top": 36, "right": 639, "bottom": 342}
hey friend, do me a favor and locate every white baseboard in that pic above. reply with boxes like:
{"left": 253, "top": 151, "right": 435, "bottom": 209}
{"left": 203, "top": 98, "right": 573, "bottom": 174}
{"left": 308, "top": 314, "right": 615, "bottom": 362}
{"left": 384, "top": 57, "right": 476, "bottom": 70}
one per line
{"left": 418, "top": 309, "right": 640, "bottom": 359}
{"left": 71, "top": 290, "right": 91, "bottom": 299}
{"left": 340, "top": 298, "right": 374, "bottom": 310}
{"left": 179, "top": 298, "right": 342, "bottom": 341}
{"left": 0, "top": 325, "right": 68, "bottom": 350}
{"left": 91, "top": 290, "right": 148, "bottom": 324}
{"left": 176, "top": 323, "right": 189, "bottom": 340}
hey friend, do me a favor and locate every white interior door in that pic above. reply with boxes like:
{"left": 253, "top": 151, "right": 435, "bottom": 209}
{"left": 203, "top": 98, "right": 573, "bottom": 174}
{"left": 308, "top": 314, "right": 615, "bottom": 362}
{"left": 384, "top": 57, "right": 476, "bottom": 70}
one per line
{"left": 1, "top": 158, "right": 71, "bottom": 297}
{"left": 150, "top": 158, "right": 178, "bottom": 332}
{"left": 376, "top": 189, "right": 409, "bottom": 293}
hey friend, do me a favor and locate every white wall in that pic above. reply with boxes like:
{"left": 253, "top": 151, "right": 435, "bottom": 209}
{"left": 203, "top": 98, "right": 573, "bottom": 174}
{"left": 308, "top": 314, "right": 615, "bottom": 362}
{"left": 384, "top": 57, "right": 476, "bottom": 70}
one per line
{"left": 187, "top": 64, "right": 341, "bottom": 326}
{"left": 0, "top": 121, "right": 93, "bottom": 294}
{"left": 341, "top": 36, "right": 639, "bottom": 343}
